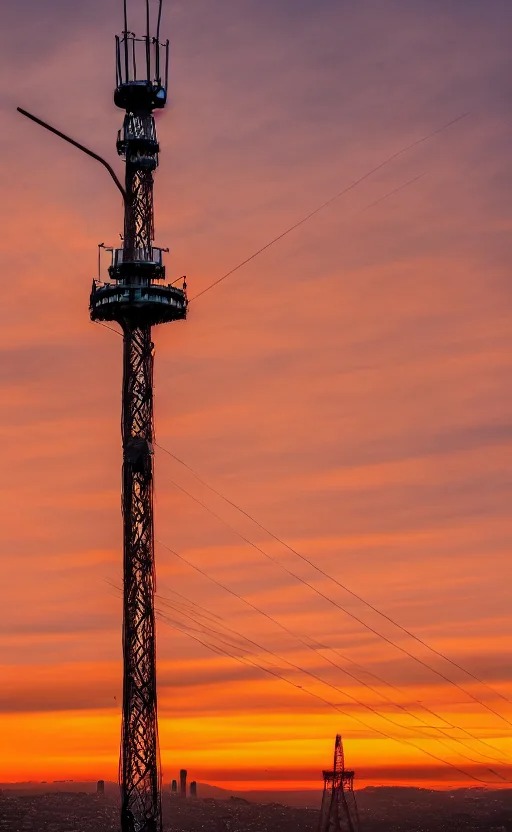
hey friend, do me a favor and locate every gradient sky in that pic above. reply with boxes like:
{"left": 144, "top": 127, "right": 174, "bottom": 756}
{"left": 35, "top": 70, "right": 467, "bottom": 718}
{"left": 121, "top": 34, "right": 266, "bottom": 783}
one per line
{"left": 0, "top": 0, "right": 511, "bottom": 792}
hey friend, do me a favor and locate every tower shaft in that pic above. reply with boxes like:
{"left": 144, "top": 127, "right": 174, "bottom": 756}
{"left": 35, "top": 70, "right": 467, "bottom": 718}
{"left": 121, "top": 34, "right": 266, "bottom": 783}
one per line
{"left": 90, "top": 22, "right": 186, "bottom": 832}
{"left": 120, "top": 322, "right": 159, "bottom": 832}
{"left": 124, "top": 146, "right": 154, "bottom": 257}
{"left": 119, "top": 115, "right": 160, "bottom": 832}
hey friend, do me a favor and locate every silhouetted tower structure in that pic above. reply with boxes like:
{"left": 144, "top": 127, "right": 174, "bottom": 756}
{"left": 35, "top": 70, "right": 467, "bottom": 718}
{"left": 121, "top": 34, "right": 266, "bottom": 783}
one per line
{"left": 318, "top": 735, "right": 361, "bottom": 832}
{"left": 16, "top": 2, "right": 185, "bottom": 830}
{"left": 89, "top": 2, "right": 187, "bottom": 831}
{"left": 189, "top": 781, "right": 197, "bottom": 798}
{"left": 171, "top": 780, "right": 178, "bottom": 796}
{"left": 179, "top": 769, "right": 187, "bottom": 799}
{"left": 97, "top": 779, "right": 105, "bottom": 796}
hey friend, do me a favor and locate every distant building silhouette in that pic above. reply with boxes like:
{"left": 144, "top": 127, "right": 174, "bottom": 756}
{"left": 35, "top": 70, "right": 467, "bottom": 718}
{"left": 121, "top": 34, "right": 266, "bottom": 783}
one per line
{"left": 96, "top": 780, "right": 105, "bottom": 796}
{"left": 180, "top": 769, "right": 187, "bottom": 799}
{"left": 171, "top": 780, "right": 177, "bottom": 796}
{"left": 189, "top": 781, "right": 197, "bottom": 798}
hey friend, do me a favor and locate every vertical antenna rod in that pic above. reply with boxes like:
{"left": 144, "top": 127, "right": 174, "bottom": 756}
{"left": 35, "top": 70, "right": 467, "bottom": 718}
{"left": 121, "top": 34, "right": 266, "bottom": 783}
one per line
{"left": 145, "top": 0, "right": 151, "bottom": 81}
{"left": 90, "top": 5, "right": 186, "bottom": 831}
{"left": 123, "top": 0, "right": 129, "bottom": 82}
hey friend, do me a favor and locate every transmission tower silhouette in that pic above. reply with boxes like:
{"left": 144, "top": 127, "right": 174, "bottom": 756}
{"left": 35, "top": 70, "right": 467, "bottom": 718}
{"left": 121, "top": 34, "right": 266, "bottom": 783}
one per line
{"left": 89, "top": 4, "right": 186, "bottom": 831}
{"left": 318, "top": 735, "right": 361, "bottom": 832}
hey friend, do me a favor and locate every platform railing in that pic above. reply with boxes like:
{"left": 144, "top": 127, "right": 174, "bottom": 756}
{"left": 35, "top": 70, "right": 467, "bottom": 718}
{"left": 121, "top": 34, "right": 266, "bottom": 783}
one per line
{"left": 112, "top": 247, "right": 166, "bottom": 268}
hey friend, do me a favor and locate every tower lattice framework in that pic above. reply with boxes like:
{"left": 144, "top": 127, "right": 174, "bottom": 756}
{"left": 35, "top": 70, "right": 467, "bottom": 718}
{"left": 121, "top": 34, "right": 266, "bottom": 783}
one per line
{"left": 318, "top": 735, "right": 361, "bottom": 832}
{"left": 90, "top": 6, "right": 187, "bottom": 831}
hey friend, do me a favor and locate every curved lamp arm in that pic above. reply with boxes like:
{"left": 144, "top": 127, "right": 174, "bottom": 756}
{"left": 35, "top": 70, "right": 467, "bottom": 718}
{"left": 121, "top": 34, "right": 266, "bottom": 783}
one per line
{"left": 17, "top": 107, "right": 126, "bottom": 201}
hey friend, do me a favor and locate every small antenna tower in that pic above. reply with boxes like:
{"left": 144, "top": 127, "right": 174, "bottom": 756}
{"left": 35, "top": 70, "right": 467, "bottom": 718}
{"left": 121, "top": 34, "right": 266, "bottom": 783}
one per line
{"left": 318, "top": 735, "right": 361, "bottom": 832}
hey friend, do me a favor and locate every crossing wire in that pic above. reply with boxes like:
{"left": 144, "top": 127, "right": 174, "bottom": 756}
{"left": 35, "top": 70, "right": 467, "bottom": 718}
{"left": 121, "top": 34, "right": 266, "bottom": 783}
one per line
{"left": 154, "top": 449, "right": 512, "bottom": 734}
{"left": 151, "top": 582, "right": 504, "bottom": 786}
{"left": 154, "top": 586, "right": 509, "bottom": 772}
{"left": 188, "top": 113, "right": 469, "bottom": 302}
{"left": 156, "top": 443, "right": 512, "bottom": 712}
{"left": 155, "top": 536, "right": 509, "bottom": 767}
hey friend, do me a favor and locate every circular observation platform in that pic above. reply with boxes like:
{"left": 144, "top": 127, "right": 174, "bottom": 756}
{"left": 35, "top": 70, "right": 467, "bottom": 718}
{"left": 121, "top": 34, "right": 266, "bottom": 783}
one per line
{"left": 90, "top": 282, "right": 187, "bottom": 327}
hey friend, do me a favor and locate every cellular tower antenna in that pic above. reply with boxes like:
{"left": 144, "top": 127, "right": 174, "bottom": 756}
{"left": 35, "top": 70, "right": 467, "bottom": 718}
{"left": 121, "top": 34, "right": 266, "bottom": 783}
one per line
{"left": 19, "top": 1, "right": 186, "bottom": 831}
{"left": 91, "top": 2, "right": 187, "bottom": 830}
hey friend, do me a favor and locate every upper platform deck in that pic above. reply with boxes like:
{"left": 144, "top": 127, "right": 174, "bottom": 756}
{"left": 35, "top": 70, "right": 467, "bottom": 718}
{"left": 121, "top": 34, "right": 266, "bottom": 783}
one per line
{"left": 90, "top": 280, "right": 187, "bottom": 327}
{"left": 91, "top": 246, "right": 186, "bottom": 326}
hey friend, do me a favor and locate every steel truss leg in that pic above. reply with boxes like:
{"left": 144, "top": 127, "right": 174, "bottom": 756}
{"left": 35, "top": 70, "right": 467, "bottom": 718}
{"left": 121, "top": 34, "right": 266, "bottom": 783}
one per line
{"left": 120, "top": 324, "right": 161, "bottom": 832}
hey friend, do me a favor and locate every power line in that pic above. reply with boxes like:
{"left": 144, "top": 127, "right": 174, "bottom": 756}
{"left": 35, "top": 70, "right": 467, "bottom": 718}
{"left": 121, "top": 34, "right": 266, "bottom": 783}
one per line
{"left": 92, "top": 319, "right": 123, "bottom": 337}
{"left": 154, "top": 577, "right": 503, "bottom": 784}
{"left": 157, "top": 586, "right": 225, "bottom": 625}
{"left": 161, "top": 446, "right": 510, "bottom": 703}
{"left": 154, "top": 585, "right": 509, "bottom": 772}
{"left": 156, "top": 443, "right": 512, "bottom": 722}
{"left": 316, "top": 641, "right": 505, "bottom": 758}
{"left": 154, "top": 453, "right": 512, "bottom": 737}
{"left": 109, "top": 551, "right": 508, "bottom": 790}
{"left": 160, "top": 572, "right": 434, "bottom": 734}
{"left": 161, "top": 570, "right": 511, "bottom": 780}
{"left": 188, "top": 113, "right": 469, "bottom": 302}
{"left": 151, "top": 579, "right": 505, "bottom": 786}
{"left": 189, "top": 174, "right": 423, "bottom": 302}
{"left": 155, "top": 537, "right": 509, "bottom": 769}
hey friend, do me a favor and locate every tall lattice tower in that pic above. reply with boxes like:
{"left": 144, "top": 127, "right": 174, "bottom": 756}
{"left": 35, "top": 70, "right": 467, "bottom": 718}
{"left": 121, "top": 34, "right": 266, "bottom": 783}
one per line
{"left": 318, "top": 735, "right": 361, "bottom": 832}
{"left": 89, "top": 2, "right": 187, "bottom": 830}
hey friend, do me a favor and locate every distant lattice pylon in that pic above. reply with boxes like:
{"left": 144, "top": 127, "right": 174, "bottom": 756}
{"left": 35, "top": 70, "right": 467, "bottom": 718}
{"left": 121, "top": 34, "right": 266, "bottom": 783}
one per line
{"left": 318, "top": 735, "right": 361, "bottom": 832}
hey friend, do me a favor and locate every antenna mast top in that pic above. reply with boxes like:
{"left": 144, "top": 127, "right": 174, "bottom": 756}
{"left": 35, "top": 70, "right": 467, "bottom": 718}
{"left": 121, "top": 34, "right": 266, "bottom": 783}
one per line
{"left": 115, "top": 0, "right": 169, "bottom": 112}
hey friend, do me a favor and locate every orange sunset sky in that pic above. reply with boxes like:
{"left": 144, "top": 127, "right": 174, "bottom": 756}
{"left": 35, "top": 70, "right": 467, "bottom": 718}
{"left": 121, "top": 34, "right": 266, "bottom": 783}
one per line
{"left": 0, "top": 0, "right": 511, "bottom": 793}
